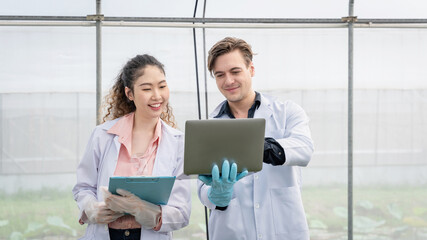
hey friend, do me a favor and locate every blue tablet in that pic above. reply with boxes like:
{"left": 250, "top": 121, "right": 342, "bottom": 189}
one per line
{"left": 108, "top": 176, "right": 176, "bottom": 205}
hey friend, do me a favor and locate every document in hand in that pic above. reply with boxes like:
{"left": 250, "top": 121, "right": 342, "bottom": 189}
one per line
{"left": 108, "top": 176, "right": 176, "bottom": 205}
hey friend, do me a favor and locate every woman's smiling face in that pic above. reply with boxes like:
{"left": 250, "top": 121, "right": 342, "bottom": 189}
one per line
{"left": 125, "top": 65, "right": 169, "bottom": 119}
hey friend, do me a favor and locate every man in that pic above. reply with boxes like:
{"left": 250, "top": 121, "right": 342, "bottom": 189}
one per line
{"left": 197, "top": 37, "right": 314, "bottom": 240}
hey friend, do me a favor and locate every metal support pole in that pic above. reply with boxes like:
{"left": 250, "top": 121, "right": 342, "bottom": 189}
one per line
{"left": 1, "top": 15, "right": 427, "bottom": 24}
{"left": 347, "top": 1, "right": 355, "bottom": 240}
{"left": 202, "top": 0, "right": 210, "bottom": 238}
{"left": 202, "top": 0, "right": 209, "bottom": 120}
{"left": 95, "top": 0, "right": 102, "bottom": 125}
{"left": 2, "top": 17, "right": 427, "bottom": 29}
{"left": 192, "top": 0, "right": 202, "bottom": 121}
{"left": 190, "top": 1, "right": 210, "bottom": 239}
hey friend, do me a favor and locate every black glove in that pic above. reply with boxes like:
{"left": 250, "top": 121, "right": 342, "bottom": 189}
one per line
{"left": 263, "top": 137, "right": 286, "bottom": 166}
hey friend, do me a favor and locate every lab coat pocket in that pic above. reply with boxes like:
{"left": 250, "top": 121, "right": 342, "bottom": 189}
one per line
{"left": 209, "top": 198, "right": 246, "bottom": 239}
{"left": 270, "top": 186, "right": 308, "bottom": 235}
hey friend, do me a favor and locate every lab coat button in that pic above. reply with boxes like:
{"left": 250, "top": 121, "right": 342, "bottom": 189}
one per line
{"left": 255, "top": 203, "right": 260, "bottom": 209}
{"left": 254, "top": 175, "right": 259, "bottom": 180}
{"left": 258, "top": 234, "right": 263, "bottom": 239}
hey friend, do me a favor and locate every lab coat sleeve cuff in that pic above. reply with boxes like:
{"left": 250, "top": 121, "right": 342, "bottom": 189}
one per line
{"left": 157, "top": 204, "right": 190, "bottom": 232}
{"left": 156, "top": 178, "right": 191, "bottom": 232}
{"left": 76, "top": 194, "right": 96, "bottom": 222}
{"left": 276, "top": 138, "right": 313, "bottom": 167}
{"left": 197, "top": 180, "right": 216, "bottom": 210}
{"left": 152, "top": 211, "right": 163, "bottom": 231}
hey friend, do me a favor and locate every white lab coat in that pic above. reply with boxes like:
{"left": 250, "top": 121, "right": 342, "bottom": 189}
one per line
{"left": 72, "top": 118, "right": 191, "bottom": 240}
{"left": 198, "top": 93, "right": 314, "bottom": 240}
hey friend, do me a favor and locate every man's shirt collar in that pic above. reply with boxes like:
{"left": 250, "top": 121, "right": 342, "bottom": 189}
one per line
{"left": 214, "top": 91, "right": 261, "bottom": 119}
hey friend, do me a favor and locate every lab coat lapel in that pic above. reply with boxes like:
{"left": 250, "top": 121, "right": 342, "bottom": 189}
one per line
{"left": 110, "top": 136, "right": 121, "bottom": 174}
{"left": 152, "top": 123, "right": 179, "bottom": 176}
{"left": 254, "top": 94, "right": 273, "bottom": 120}
{"left": 96, "top": 134, "right": 120, "bottom": 191}
{"left": 152, "top": 136, "right": 166, "bottom": 176}
{"left": 113, "top": 135, "right": 121, "bottom": 154}
{"left": 100, "top": 118, "right": 121, "bottom": 177}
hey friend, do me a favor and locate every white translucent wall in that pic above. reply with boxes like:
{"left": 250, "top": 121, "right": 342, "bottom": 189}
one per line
{"left": 0, "top": 0, "right": 94, "bottom": 16}
{"left": 356, "top": 0, "right": 427, "bottom": 18}
{"left": 352, "top": 28, "right": 427, "bottom": 240}
{"left": 1, "top": 0, "right": 427, "bottom": 240}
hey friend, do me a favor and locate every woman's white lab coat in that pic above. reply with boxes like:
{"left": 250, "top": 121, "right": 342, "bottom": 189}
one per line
{"left": 72, "top": 118, "right": 191, "bottom": 240}
{"left": 198, "top": 93, "right": 314, "bottom": 240}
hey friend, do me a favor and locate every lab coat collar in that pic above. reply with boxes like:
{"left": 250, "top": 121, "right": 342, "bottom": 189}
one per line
{"left": 213, "top": 91, "right": 261, "bottom": 119}
{"left": 210, "top": 99, "right": 228, "bottom": 119}
{"left": 254, "top": 93, "right": 273, "bottom": 119}
{"left": 100, "top": 118, "right": 120, "bottom": 131}
{"left": 100, "top": 117, "right": 182, "bottom": 156}
{"left": 102, "top": 116, "right": 183, "bottom": 177}
{"left": 100, "top": 116, "right": 182, "bottom": 137}
{"left": 153, "top": 121, "right": 183, "bottom": 175}
{"left": 209, "top": 100, "right": 227, "bottom": 118}
{"left": 160, "top": 119, "right": 183, "bottom": 137}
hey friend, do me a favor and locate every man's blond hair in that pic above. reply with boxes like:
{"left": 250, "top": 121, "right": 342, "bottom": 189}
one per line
{"left": 207, "top": 37, "right": 254, "bottom": 76}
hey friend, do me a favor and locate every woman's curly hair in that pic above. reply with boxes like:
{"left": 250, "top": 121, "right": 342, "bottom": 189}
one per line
{"left": 102, "top": 54, "right": 176, "bottom": 128}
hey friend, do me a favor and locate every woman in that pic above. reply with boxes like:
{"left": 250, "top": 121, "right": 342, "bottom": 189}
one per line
{"left": 72, "top": 54, "right": 191, "bottom": 240}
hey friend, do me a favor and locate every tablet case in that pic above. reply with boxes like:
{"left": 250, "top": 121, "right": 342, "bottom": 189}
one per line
{"left": 108, "top": 176, "right": 176, "bottom": 205}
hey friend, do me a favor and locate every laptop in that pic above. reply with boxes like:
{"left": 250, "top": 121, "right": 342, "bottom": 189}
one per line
{"left": 184, "top": 118, "right": 265, "bottom": 175}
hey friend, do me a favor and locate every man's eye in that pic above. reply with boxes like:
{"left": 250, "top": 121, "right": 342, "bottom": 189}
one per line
{"left": 142, "top": 88, "right": 151, "bottom": 91}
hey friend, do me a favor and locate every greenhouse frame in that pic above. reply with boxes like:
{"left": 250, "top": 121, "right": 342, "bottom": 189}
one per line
{"left": 1, "top": 0, "right": 426, "bottom": 239}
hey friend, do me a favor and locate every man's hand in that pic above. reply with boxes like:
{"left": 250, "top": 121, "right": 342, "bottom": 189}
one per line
{"left": 199, "top": 159, "right": 248, "bottom": 207}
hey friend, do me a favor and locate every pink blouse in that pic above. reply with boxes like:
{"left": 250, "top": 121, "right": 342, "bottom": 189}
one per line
{"left": 107, "top": 112, "right": 162, "bottom": 230}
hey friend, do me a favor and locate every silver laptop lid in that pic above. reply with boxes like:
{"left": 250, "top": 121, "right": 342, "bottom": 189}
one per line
{"left": 184, "top": 118, "right": 265, "bottom": 175}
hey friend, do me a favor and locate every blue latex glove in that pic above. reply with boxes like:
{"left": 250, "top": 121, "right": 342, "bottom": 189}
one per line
{"left": 199, "top": 160, "right": 248, "bottom": 207}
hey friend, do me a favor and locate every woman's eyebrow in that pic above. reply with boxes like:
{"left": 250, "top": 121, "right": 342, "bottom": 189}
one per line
{"left": 138, "top": 82, "right": 152, "bottom": 87}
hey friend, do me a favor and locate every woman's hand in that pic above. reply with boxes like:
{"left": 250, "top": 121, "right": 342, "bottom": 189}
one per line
{"left": 104, "top": 188, "right": 162, "bottom": 229}
{"left": 82, "top": 195, "right": 124, "bottom": 224}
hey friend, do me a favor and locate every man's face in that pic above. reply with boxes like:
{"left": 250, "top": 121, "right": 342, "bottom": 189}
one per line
{"left": 212, "top": 50, "right": 254, "bottom": 103}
